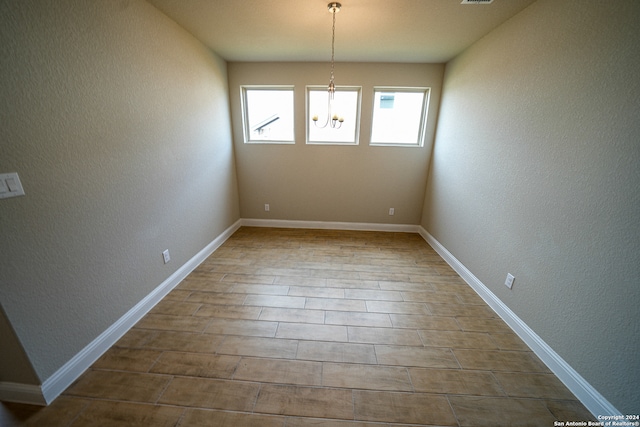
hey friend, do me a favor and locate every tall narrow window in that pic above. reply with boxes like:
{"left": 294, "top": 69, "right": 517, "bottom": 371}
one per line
{"left": 241, "top": 86, "right": 295, "bottom": 144}
{"left": 307, "top": 86, "right": 361, "bottom": 145}
{"left": 370, "top": 87, "right": 430, "bottom": 147}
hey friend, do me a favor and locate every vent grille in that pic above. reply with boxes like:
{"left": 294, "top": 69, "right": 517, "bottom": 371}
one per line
{"left": 461, "top": 0, "right": 494, "bottom": 4}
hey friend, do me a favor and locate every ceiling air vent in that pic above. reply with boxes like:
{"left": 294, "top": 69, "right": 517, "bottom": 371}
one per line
{"left": 461, "top": 0, "right": 494, "bottom": 4}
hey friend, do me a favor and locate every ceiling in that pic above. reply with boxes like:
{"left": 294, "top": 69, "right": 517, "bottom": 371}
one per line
{"left": 146, "top": 0, "right": 537, "bottom": 63}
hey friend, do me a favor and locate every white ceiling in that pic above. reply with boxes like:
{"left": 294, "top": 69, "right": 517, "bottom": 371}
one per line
{"left": 146, "top": 0, "right": 537, "bottom": 63}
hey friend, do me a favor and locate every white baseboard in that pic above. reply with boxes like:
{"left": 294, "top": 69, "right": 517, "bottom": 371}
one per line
{"left": 418, "top": 227, "right": 620, "bottom": 418}
{"left": 2, "top": 220, "right": 618, "bottom": 417}
{"left": 0, "top": 219, "right": 242, "bottom": 406}
{"left": 0, "top": 382, "right": 46, "bottom": 406}
{"left": 241, "top": 218, "right": 421, "bottom": 233}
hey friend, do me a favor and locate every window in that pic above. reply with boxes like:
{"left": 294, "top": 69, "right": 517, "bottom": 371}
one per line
{"left": 370, "top": 87, "right": 430, "bottom": 147}
{"left": 306, "top": 86, "right": 361, "bottom": 145}
{"left": 241, "top": 86, "right": 295, "bottom": 144}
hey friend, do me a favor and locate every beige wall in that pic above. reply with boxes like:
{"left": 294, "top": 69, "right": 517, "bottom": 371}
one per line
{"left": 229, "top": 62, "right": 444, "bottom": 225}
{"left": 0, "top": 308, "right": 39, "bottom": 384}
{"left": 423, "top": 0, "right": 640, "bottom": 413}
{"left": 0, "top": 0, "right": 239, "bottom": 384}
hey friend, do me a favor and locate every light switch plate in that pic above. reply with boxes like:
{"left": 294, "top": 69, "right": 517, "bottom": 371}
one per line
{"left": 505, "top": 273, "right": 515, "bottom": 289}
{"left": 0, "top": 172, "right": 25, "bottom": 199}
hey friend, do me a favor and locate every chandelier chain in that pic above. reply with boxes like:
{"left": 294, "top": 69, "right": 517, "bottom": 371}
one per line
{"left": 330, "top": 6, "right": 336, "bottom": 85}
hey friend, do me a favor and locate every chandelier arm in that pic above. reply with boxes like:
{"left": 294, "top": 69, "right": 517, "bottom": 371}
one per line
{"left": 313, "top": 92, "right": 333, "bottom": 129}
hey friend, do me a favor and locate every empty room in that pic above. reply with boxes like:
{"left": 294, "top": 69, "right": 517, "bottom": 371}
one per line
{"left": 1, "top": 0, "right": 638, "bottom": 426}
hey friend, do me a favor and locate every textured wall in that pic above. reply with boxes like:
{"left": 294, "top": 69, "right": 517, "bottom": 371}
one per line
{"left": 0, "top": 0, "right": 239, "bottom": 383}
{"left": 423, "top": 0, "right": 640, "bottom": 413}
{"left": 229, "top": 62, "right": 444, "bottom": 225}
{"left": 0, "top": 308, "right": 39, "bottom": 384}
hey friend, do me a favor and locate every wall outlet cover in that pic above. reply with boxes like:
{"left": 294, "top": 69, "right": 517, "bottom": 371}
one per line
{"left": 0, "top": 172, "right": 26, "bottom": 199}
{"left": 505, "top": 273, "right": 515, "bottom": 289}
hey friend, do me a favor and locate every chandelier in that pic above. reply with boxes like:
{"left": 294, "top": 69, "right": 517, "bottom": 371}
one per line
{"left": 312, "top": 2, "right": 343, "bottom": 129}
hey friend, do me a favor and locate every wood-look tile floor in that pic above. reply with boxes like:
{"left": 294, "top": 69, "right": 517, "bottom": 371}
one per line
{"left": 2, "top": 227, "right": 594, "bottom": 426}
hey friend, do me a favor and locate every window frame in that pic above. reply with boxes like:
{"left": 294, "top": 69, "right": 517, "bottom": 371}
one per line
{"left": 305, "top": 85, "right": 362, "bottom": 146}
{"left": 369, "top": 86, "right": 431, "bottom": 147}
{"left": 240, "top": 85, "right": 296, "bottom": 144}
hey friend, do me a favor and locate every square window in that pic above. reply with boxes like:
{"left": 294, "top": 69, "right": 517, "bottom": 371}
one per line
{"left": 307, "top": 86, "right": 361, "bottom": 145}
{"left": 241, "top": 86, "right": 295, "bottom": 144}
{"left": 370, "top": 88, "right": 430, "bottom": 147}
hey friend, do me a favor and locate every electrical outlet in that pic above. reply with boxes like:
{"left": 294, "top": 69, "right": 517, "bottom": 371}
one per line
{"left": 264, "top": 204, "right": 270, "bottom": 212}
{"left": 505, "top": 273, "right": 515, "bottom": 289}
{"left": 162, "top": 249, "right": 171, "bottom": 264}
{"left": 389, "top": 208, "right": 395, "bottom": 216}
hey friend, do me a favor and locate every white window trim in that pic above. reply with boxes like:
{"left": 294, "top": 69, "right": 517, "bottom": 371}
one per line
{"left": 305, "top": 85, "right": 362, "bottom": 146}
{"left": 241, "top": 85, "right": 296, "bottom": 144}
{"left": 369, "top": 86, "right": 431, "bottom": 148}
